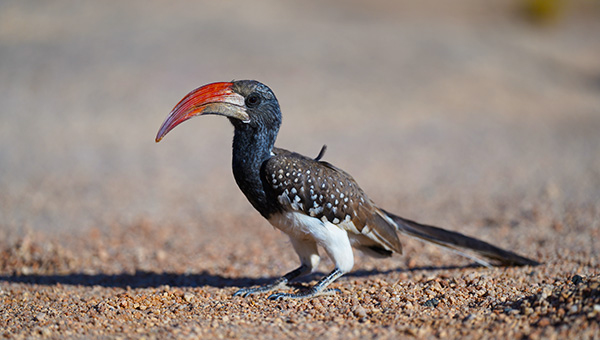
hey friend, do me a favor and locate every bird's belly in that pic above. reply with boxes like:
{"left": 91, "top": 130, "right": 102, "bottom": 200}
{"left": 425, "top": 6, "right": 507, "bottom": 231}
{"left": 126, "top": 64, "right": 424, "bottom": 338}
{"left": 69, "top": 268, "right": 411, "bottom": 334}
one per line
{"left": 268, "top": 211, "right": 355, "bottom": 249}
{"left": 268, "top": 211, "right": 355, "bottom": 272}
{"left": 268, "top": 211, "right": 328, "bottom": 241}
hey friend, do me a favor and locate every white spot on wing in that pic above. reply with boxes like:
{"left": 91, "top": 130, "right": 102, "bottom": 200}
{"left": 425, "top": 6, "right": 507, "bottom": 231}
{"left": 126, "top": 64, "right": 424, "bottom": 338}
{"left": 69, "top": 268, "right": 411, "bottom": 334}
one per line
{"left": 309, "top": 205, "right": 323, "bottom": 216}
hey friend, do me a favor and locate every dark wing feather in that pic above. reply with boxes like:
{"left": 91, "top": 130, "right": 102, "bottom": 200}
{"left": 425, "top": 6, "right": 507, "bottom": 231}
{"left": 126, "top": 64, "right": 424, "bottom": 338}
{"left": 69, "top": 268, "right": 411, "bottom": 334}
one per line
{"left": 264, "top": 147, "right": 403, "bottom": 253}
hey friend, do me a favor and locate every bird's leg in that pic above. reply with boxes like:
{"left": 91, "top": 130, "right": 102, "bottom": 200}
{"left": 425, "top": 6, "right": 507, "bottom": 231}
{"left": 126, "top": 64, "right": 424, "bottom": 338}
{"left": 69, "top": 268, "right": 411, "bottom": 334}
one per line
{"left": 266, "top": 220, "right": 352, "bottom": 299}
{"left": 234, "top": 237, "right": 320, "bottom": 298}
{"left": 233, "top": 264, "right": 311, "bottom": 297}
{"left": 268, "top": 268, "right": 344, "bottom": 300}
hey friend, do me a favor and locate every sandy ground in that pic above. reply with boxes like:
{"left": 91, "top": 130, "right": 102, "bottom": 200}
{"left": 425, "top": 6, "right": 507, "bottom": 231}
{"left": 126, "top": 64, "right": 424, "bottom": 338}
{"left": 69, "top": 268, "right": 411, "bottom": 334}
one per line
{"left": 1, "top": 0, "right": 599, "bottom": 339}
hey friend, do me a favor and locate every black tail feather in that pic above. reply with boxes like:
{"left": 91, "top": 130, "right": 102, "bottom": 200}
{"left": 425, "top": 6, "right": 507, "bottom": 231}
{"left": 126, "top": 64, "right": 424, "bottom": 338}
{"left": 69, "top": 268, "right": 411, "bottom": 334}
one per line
{"left": 383, "top": 210, "right": 540, "bottom": 267}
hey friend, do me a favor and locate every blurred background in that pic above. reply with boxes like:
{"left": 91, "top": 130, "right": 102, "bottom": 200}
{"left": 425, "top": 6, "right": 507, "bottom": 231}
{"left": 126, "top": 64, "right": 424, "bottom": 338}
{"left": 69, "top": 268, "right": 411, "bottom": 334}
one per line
{"left": 1, "top": 0, "right": 599, "bottom": 241}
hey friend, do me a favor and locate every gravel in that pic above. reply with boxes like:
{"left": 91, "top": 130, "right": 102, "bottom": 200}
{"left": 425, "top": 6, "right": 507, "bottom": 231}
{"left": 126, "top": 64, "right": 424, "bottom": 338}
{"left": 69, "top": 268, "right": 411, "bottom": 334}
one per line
{"left": 1, "top": 0, "right": 599, "bottom": 339}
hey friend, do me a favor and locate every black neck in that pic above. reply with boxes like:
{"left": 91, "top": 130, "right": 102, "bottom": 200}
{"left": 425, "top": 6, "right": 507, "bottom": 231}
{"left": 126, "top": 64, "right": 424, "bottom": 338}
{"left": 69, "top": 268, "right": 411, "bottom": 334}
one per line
{"left": 231, "top": 122, "right": 279, "bottom": 217}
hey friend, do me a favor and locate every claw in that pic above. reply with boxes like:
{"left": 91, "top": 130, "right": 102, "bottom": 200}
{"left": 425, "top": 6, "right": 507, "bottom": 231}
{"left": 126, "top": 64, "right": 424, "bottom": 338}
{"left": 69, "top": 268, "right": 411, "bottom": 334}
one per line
{"left": 233, "top": 289, "right": 252, "bottom": 297}
{"left": 268, "top": 293, "right": 287, "bottom": 300}
{"left": 233, "top": 280, "right": 288, "bottom": 298}
{"left": 233, "top": 287, "right": 268, "bottom": 297}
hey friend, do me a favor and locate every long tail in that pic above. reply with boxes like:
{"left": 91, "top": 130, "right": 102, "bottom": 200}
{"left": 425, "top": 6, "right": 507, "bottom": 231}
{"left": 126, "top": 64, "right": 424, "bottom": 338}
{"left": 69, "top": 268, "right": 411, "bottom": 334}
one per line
{"left": 382, "top": 209, "right": 540, "bottom": 267}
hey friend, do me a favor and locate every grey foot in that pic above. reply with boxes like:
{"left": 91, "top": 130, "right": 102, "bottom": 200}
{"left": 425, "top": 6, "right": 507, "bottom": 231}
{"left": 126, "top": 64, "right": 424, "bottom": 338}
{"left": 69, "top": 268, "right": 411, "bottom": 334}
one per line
{"left": 233, "top": 284, "right": 285, "bottom": 298}
{"left": 268, "top": 288, "right": 341, "bottom": 300}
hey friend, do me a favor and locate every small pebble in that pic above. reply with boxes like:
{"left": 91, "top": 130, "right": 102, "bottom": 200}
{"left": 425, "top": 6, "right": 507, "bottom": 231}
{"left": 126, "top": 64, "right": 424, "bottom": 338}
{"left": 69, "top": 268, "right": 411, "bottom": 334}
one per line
{"left": 183, "top": 292, "right": 195, "bottom": 303}
{"left": 571, "top": 275, "right": 583, "bottom": 285}
{"left": 423, "top": 298, "right": 439, "bottom": 308}
{"left": 353, "top": 306, "right": 367, "bottom": 318}
{"left": 537, "top": 317, "right": 551, "bottom": 327}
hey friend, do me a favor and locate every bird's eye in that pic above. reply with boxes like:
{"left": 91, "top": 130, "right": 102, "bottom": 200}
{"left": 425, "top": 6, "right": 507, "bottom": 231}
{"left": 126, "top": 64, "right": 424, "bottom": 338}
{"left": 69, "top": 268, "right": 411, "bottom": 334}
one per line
{"left": 245, "top": 93, "right": 261, "bottom": 108}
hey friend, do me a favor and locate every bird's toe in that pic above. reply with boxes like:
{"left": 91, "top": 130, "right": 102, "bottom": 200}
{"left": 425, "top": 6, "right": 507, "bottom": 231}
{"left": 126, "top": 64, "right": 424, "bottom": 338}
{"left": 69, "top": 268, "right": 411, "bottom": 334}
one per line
{"left": 267, "top": 288, "right": 341, "bottom": 300}
{"left": 233, "top": 288, "right": 257, "bottom": 297}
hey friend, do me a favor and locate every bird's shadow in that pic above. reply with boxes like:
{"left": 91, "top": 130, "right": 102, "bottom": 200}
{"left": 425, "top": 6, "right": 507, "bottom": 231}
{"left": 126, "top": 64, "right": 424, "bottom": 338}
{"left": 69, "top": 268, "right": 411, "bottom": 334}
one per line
{"left": 0, "top": 264, "right": 480, "bottom": 289}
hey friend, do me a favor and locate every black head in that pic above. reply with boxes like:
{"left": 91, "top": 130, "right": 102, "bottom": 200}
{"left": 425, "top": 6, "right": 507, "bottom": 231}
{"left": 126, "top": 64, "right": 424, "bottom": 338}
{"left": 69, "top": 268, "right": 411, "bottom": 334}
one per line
{"left": 230, "top": 80, "right": 282, "bottom": 132}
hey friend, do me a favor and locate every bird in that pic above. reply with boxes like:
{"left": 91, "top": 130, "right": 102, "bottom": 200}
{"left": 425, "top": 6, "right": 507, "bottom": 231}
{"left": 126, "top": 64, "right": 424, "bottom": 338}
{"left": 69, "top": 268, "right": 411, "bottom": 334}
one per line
{"left": 155, "top": 80, "right": 539, "bottom": 300}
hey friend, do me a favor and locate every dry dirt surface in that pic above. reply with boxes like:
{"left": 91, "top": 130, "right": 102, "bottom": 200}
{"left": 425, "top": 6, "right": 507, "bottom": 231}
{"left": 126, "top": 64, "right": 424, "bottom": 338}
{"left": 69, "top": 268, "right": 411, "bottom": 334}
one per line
{"left": 1, "top": 0, "right": 600, "bottom": 339}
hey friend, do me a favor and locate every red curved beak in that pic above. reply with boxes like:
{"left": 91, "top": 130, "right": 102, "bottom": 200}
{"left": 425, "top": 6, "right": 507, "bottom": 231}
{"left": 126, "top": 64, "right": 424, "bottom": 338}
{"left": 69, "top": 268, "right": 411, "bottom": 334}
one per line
{"left": 155, "top": 82, "right": 249, "bottom": 142}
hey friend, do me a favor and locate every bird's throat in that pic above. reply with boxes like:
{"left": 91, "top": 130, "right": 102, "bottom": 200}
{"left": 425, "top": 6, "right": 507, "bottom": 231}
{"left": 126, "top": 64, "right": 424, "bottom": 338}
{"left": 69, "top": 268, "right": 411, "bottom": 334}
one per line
{"left": 231, "top": 125, "right": 279, "bottom": 217}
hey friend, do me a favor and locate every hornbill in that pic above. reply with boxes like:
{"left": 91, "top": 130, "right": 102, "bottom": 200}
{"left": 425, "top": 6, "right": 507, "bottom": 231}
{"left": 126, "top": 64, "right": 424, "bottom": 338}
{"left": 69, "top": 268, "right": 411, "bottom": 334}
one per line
{"left": 155, "top": 80, "right": 539, "bottom": 300}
